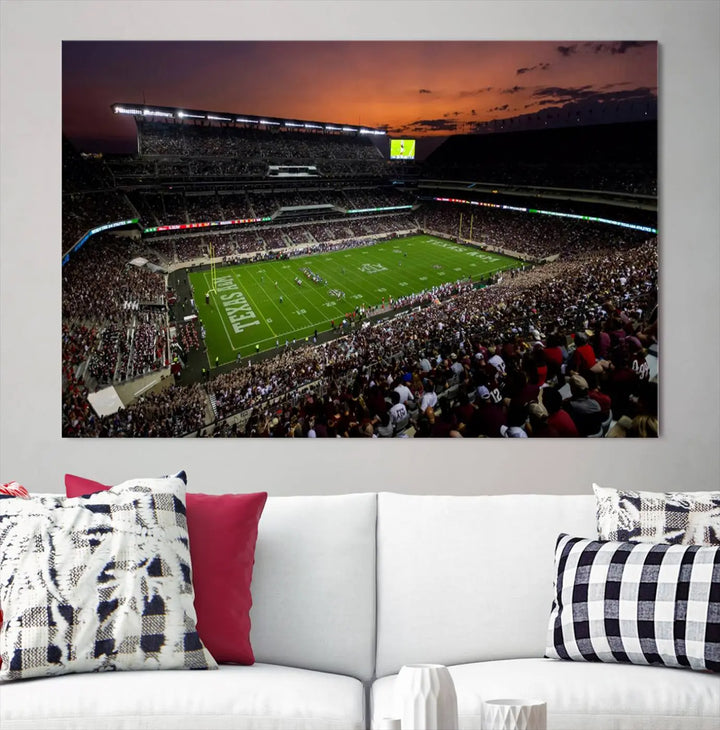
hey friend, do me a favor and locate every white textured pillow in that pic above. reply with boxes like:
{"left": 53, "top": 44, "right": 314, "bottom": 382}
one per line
{"left": 0, "top": 476, "right": 217, "bottom": 681}
{"left": 594, "top": 483, "right": 720, "bottom": 545}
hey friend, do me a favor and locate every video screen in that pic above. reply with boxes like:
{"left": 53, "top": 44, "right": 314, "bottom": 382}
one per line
{"left": 390, "top": 138, "right": 416, "bottom": 160}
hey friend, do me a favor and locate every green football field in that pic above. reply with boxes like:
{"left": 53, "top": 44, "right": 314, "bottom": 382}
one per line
{"left": 187, "top": 234, "right": 524, "bottom": 364}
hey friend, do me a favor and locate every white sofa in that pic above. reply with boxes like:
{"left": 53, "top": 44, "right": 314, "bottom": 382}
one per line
{"left": 1, "top": 493, "right": 717, "bottom": 730}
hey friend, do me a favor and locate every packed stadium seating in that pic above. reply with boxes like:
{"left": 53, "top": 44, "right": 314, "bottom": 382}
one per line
{"left": 61, "top": 116, "right": 658, "bottom": 438}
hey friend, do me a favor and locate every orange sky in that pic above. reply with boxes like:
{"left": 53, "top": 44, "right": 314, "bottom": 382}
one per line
{"left": 63, "top": 40, "right": 657, "bottom": 148}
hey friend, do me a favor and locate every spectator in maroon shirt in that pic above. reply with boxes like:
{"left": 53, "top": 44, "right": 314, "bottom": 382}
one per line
{"left": 469, "top": 388, "right": 507, "bottom": 437}
{"left": 543, "top": 387, "right": 580, "bottom": 437}
{"left": 527, "top": 401, "right": 559, "bottom": 438}
{"left": 584, "top": 371, "right": 612, "bottom": 418}
{"left": 453, "top": 390, "right": 476, "bottom": 434}
{"left": 570, "top": 331, "right": 609, "bottom": 375}
{"left": 543, "top": 333, "right": 566, "bottom": 383}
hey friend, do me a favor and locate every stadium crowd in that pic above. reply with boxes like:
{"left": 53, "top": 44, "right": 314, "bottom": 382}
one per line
{"left": 138, "top": 121, "right": 384, "bottom": 164}
{"left": 62, "top": 191, "right": 137, "bottom": 250}
{"left": 64, "top": 224, "right": 657, "bottom": 437}
{"left": 201, "top": 237, "right": 657, "bottom": 438}
{"left": 422, "top": 204, "right": 651, "bottom": 260}
{"left": 61, "top": 119, "right": 658, "bottom": 438}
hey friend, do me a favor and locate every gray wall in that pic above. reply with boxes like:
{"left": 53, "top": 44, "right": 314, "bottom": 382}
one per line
{"left": 1, "top": 1, "right": 718, "bottom": 496}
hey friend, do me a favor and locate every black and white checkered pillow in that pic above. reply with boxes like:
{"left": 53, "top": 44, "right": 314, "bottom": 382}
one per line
{"left": 0, "top": 476, "right": 218, "bottom": 681}
{"left": 546, "top": 534, "right": 720, "bottom": 672}
{"left": 594, "top": 483, "right": 720, "bottom": 545}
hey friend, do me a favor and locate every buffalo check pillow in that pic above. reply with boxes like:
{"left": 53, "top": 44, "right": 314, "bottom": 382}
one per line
{"left": 0, "top": 476, "right": 218, "bottom": 681}
{"left": 546, "top": 534, "right": 720, "bottom": 672}
{"left": 594, "top": 483, "right": 720, "bottom": 545}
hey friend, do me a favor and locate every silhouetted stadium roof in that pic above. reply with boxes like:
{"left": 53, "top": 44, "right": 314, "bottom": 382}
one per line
{"left": 426, "top": 120, "right": 657, "bottom": 168}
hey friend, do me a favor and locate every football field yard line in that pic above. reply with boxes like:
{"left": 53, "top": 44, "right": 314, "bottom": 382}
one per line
{"left": 240, "top": 267, "right": 292, "bottom": 335}
{"left": 269, "top": 263, "right": 324, "bottom": 329}
{"left": 277, "top": 268, "right": 334, "bottom": 326}
{"left": 190, "top": 235, "right": 523, "bottom": 358}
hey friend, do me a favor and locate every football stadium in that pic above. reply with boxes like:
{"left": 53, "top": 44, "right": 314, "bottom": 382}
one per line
{"left": 62, "top": 105, "right": 658, "bottom": 438}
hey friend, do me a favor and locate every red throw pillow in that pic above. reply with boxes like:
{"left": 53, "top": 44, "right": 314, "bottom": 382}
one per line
{"left": 65, "top": 474, "right": 267, "bottom": 664}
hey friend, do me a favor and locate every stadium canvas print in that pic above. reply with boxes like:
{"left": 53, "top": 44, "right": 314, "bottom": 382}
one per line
{"left": 62, "top": 41, "right": 658, "bottom": 438}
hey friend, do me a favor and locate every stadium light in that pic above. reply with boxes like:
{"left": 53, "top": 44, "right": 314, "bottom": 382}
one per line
{"left": 304, "top": 123, "right": 322, "bottom": 129}
{"left": 115, "top": 106, "right": 144, "bottom": 115}
{"left": 143, "top": 109, "right": 173, "bottom": 117}
{"left": 342, "top": 126, "right": 357, "bottom": 132}
{"left": 178, "top": 111, "right": 204, "bottom": 119}
{"left": 285, "top": 122, "right": 303, "bottom": 127}
{"left": 325, "top": 125, "right": 342, "bottom": 131}
{"left": 236, "top": 118, "right": 259, "bottom": 124}
{"left": 208, "top": 115, "right": 232, "bottom": 121}
{"left": 347, "top": 205, "right": 413, "bottom": 214}
{"left": 260, "top": 120, "right": 280, "bottom": 126}
{"left": 432, "top": 197, "right": 657, "bottom": 234}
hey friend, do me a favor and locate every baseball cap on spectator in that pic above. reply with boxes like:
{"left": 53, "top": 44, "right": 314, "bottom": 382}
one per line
{"left": 528, "top": 401, "right": 548, "bottom": 420}
{"left": 488, "top": 353, "right": 506, "bottom": 373}
{"left": 500, "top": 425, "right": 528, "bottom": 438}
{"left": 569, "top": 374, "right": 589, "bottom": 394}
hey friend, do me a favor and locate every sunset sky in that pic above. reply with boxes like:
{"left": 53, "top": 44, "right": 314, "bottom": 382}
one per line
{"left": 63, "top": 40, "right": 657, "bottom": 153}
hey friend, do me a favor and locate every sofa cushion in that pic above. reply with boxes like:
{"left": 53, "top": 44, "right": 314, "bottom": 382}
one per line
{"left": 371, "top": 658, "right": 720, "bottom": 730}
{"left": 594, "top": 483, "right": 720, "bottom": 545}
{"left": 0, "top": 477, "right": 216, "bottom": 681}
{"left": 0, "top": 482, "right": 29, "bottom": 498}
{"left": 0, "top": 663, "right": 365, "bottom": 730}
{"left": 546, "top": 534, "right": 719, "bottom": 672}
{"left": 65, "top": 474, "right": 268, "bottom": 665}
{"left": 249, "top": 493, "right": 377, "bottom": 682}
{"left": 375, "top": 493, "right": 597, "bottom": 677}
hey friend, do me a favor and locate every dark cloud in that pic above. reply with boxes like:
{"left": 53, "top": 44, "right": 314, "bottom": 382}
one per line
{"left": 533, "top": 85, "right": 657, "bottom": 107}
{"left": 533, "top": 85, "right": 595, "bottom": 101}
{"left": 501, "top": 85, "right": 525, "bottom": 95}
{"left": 418, "top": 88, "right": 432, "bottom": 94}
{"left": 585, "top": 41, "right": 655, "bottom": 55}
{"left": 489, "top": 104, "right": 510, "bottom": 112}
{"left": 402, "top": 118, "right": 459, "bottom": 132}
{"left": 600, "top": 82, "right": 631, "bottom": 89}
{"left": 458, "top": 86, "right": 493, "bottom": 98}
{"left": 471, "top": 109, "right": 476, "bottom": 115}
{"left": 516, "top": 62, "right": 550, "bottom": 75}
{"left": 557, "top": 45, "right": 577, "bottom": 57}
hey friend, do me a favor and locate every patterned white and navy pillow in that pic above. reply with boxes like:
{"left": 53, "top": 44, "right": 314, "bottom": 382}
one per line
{"left": 594, "top": 483, "right": 720, "bottom": 545}
{"left": 0, "top": 476, "right": 218, "bottom": 681}
{"left": 546, "top": 534, "right": 720, "bottom": 673}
